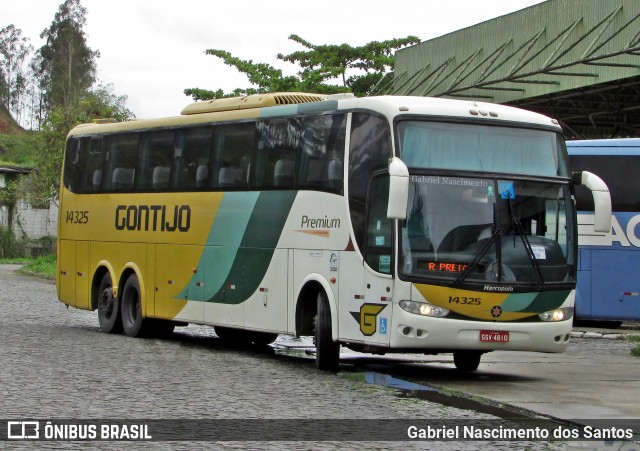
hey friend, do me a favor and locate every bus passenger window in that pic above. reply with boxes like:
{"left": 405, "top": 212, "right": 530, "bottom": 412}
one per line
{"left": 212, "top": 123, "right": 255, "bottom": 190}
{"left": 64, "top": 137, "right": 89, "bottom": 193}
{"left": 84, "top": 138, "right": 104, "bottom": 192}
{"left": 297, "top": 114, "right": 346, "bottom": 193}
{"left": 104, "top": 133, "right": 139, "bottom": 192}
{"left": 254, "top": 120, "right": 298, "bottom": 190}
{"left": 176, "top": 127, "right": 212, "bottom": 190}
{"left": 139, "top": 130, "right": 174, "bottom": 191}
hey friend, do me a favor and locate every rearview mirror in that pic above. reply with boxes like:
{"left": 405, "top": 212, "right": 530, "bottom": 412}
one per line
{"left": 387, "top": 157, "right": 409, "bottom": 220}
{"left": 574, "top": 171, "right": 612, "bottom": 233}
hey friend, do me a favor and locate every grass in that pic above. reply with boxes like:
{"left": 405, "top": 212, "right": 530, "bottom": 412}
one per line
{"left": 624, "top": 334, "right": 640, "bottom": 357}
{"left": 0, "top": 132, "right": 39, "bottom": 167}
{"left": 1, "top": 254, "right": 57, "bottom": 279}
{"left": 0, "top": 257, "right": 31, "bottom": 264}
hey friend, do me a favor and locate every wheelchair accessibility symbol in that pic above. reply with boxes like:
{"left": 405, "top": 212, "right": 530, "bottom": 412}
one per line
{"left": 379, "top": 317, "right": 388, "bottom": 335}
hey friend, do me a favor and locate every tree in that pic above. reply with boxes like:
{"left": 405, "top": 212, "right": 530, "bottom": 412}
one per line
{"left": 22, "top": 85, "right": 133, "bottom": 205}
{"left": 185, "top": 34, "right": 419, "bottom": 100}
{"left": 0, "top": 24, "right": 33, "bottom": 123}
{"left": 36, "top": 0, "right": 98, "bottom": 111}
{"left": 278, "top": 35, "right": 420, "bottom": 94}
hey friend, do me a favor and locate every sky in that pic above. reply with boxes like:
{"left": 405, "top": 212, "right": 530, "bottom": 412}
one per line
{"left": 3, "top": 0, "right": 546, "bottom": 119}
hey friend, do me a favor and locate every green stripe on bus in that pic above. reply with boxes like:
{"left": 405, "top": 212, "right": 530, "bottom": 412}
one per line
{"left": 180, "top": 191, "right": 297, "bottom": 304}
{"left": 208, "top": 190, "right": 297, "bottom": 304}
{"left": 178, "top": 192, "right": 259, "bottom": 301}
{"left": 501, "top": 290, "right": 569, "bottom": 313}
{"left": 499, "top": 292, "right": 537, "bottom": 311}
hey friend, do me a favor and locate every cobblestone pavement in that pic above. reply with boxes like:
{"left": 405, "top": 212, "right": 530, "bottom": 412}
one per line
{"left": 0, "top": 265, "right": 611, "bottom": 450}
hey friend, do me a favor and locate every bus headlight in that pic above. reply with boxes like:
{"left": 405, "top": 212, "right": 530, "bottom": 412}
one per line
{"left": 538, "top": 307, "right": 574, "bottom": 322}
{"left": 399, "top": 300, "right": 449, "bottom": 318}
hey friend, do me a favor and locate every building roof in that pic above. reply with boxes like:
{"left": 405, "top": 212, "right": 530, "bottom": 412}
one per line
{"left": 385, "top": 0, "right": 640, "bottom": 138}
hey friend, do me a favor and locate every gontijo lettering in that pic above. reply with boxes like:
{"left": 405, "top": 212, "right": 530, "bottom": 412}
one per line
{"left": 115, "top": 205, "right": 191, "bottom": 232}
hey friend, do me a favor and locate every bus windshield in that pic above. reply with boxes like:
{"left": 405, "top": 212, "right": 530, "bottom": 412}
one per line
{"left": 397, "top": 121, "right": 569, "bottom": 177}
{"left": 397, "top": 122, "right": 575, "bottom": 289}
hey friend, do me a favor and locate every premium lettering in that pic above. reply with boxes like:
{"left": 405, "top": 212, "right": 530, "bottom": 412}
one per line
{"left": 300, "top": 215, "right": 340, "bottom": 229}
{"left": 115, "top": 205, "right": 191, "bottom": 232}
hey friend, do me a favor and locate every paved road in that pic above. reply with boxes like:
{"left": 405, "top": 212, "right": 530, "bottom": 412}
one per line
{"left": 0, "top": 264, "right": 628, "bottom": 449}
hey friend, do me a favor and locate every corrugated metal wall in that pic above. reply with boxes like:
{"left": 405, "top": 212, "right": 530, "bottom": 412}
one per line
{"left": 390, "top": 0, "right": 640, "bottom": 104}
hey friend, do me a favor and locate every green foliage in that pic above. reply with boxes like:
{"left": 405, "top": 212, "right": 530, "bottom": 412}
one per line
{"left": 624, "top": 334, "right": 640, "bottom": 357}
{"left": 36, "top": 0, "right": 99, "bottom": 111}
{"left": 0, "top": 225, "right": 27, "bottom": 259}
{"left": 19, "top": 253, "right": 56, "bottom": 279}
{"left": 0, "top": 24, "right": 33, "bottom": 120}
{"left": 278, "top": 35, "right": 420, "bottom": 91}
{"left": 185, "top": 34, "right": 420, "bottom": 100}
{"left": 22, "top": 85, "right": 133, "bottom": 205}
{"left": 0, "top": 132, "right": 38, "bottom": 167}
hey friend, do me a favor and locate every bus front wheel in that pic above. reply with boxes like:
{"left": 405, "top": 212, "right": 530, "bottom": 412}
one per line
{"left": 120, "top": 274, "right": 150, "bottom": 338}
{"left": 97, "top": 272, "right": 123, "bottom": 334}
{"left": 315, "top": 291, "right": 339, "bottom": 371}
{"left": 453, "top": 350, "right": 482, "bottom": 372}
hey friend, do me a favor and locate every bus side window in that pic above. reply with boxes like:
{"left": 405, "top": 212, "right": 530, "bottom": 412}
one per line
{"left": 365, "top": 174, "right": 393, "bottom": 273}
{"left": 139, "top": 130, "right": 174, "bottom": 191}
{"left": 104, "top": 133, "right": 139, "bottom": 192}
{"left": 213, "top": 123, "right": 255, "bottom": 190}
{"left": 348, "top": 112, "right": 392, "bottom": 254}
{"left": 63, "top": 137, "right": 84, "bottom": 193}
{"left": 254, "top": 120, "right": 297, "bottom": 190}
{"left": 83, "top": 138, "right": 104, "bottom": 192}
{"left": 297, "top": 114, "right": 346, "bottom": 193}
{"left": 174, "top": 126, "right": 212, "bottom": 190}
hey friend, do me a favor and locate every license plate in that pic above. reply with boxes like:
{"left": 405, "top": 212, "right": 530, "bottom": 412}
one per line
{"left": 480, "top": 330, "right": 509, "bottom": 342}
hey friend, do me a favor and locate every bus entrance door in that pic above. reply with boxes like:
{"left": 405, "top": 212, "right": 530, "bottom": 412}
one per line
{"left": 338, "top": 252, "right": 391, "bottom": 346}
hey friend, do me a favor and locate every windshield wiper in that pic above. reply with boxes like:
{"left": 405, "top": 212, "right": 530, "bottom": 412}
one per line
{"left": 454, "top": 228, "right": 502, "bottom": 287}
{"left": 506, "top": 196, "right": 545, "bottom": 288}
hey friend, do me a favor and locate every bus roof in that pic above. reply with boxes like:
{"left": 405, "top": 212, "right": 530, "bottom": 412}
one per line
{"left": 68, "top": 93, "right": 562, "bottom": 137}
{"left": 567, "top": 138, "right": 640, "bottom": 156}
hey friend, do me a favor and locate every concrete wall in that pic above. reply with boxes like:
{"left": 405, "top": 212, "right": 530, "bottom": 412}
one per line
{"left": 0, "top": 173, "right": 58, "bottom": 241}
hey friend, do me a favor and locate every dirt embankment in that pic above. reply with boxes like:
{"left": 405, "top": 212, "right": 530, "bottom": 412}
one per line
{"left": 0, "top": 103, "right": 25, "bottom": 135}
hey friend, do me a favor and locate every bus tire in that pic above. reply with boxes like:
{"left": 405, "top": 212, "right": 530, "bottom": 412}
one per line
{"left": 97, "top": 272, "right": 123, "bottom": 334}
{"left": 315, "top": 291, "right": 339, "bottom": 371}
{"left": 120, "top": 273, "right": 150, "bottom": 338}
{"left": 453, "top": 350, "right": 482, "bottom": 372}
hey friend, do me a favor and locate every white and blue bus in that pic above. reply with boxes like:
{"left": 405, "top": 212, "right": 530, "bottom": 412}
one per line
{"left": 568, "top": 138, "right": 640, "bottom": 324}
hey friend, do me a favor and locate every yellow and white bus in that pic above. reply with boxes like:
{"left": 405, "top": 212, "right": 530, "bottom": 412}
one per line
{"left": 57, "top": 92, "right": 611, "bottom": 371}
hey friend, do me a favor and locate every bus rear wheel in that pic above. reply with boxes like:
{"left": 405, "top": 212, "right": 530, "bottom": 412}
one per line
{"left": 453, "top": 350, "right": 482, "bottom": 372}
{"left": 315, "top": 291, "right": 339, "bottom": 371}
{"left": 97, "top": 272, "right": 123, "bottom": 334}
{"left": 120, "top": 274, "right": 151, "bottom": 338}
